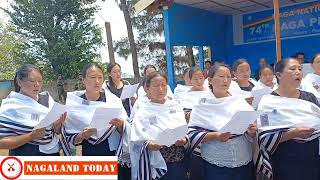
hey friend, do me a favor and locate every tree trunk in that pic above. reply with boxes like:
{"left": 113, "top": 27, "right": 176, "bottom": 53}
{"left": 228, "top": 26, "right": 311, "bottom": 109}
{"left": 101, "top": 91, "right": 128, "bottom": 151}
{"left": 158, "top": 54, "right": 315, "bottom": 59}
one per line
{"left": 105, "top": 22, "right": 115, "bottom": 63}
{"left": 120, "top": 0, "right": 140, "bottom": 78}
{"left": 186, "top": 46, "right": 195, "bottom": 67}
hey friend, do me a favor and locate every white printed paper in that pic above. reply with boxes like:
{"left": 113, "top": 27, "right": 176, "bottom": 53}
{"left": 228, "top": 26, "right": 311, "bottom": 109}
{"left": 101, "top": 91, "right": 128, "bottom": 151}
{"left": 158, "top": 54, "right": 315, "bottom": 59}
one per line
{"left": 89, "top": 107, "right": 122, "bottom": 138}
{"left": 220, "top": 110, "right": 262, "bottom": 134}
{"left": 155, "top": 125, "right": 188, "bottom": 146}
{"left": 120, "top": 84, "right": 139, "bottom": 99}
{"left": 34, "top": 103, "right": 68, "bottom": 130}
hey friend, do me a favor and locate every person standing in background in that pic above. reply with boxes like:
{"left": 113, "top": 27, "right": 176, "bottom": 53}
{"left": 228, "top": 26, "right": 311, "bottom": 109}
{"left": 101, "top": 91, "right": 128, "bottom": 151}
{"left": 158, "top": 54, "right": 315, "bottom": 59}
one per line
{"left": 203, "top": 61, "right": 212, "bottom": 79}
{"left": 57, "top": 74, "right": 66, "bottom": 103}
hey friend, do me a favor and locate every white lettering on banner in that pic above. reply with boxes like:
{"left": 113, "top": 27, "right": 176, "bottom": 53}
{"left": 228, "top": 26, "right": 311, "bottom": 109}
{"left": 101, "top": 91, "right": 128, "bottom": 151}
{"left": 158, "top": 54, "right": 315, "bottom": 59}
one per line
{"left": 310, "top": 17, "right": 320, "bottom": 26}
{"left": 281, "top": 20, "right": 306, "bottom": 31}
{"left": 82, "top": 164, "right": 117, "bottom": 173}
{"left": 0, "top": 156, "right": 118, "bottom": 180}
{"left": 26, "top": 164, "right": 80, "bottom": 173}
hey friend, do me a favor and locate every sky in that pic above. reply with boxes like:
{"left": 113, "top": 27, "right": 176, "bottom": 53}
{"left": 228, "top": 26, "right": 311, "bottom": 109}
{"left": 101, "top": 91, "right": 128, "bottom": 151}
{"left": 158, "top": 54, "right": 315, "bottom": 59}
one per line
{"left": 0, "top": 0, "right": 135, "bottom": 77}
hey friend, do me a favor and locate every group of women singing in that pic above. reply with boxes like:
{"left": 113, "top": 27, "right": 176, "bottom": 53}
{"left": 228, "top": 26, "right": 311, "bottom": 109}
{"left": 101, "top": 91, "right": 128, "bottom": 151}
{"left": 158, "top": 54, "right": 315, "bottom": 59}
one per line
{"left": 1, "top": 54, "right": 320, "bottom": 180}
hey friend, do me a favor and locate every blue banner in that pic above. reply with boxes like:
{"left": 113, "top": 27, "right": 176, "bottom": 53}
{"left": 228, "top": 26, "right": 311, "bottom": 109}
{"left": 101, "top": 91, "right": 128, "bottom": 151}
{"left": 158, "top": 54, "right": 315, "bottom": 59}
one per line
{"left": 242, "top": 1, "right": 320, "bottom": 43}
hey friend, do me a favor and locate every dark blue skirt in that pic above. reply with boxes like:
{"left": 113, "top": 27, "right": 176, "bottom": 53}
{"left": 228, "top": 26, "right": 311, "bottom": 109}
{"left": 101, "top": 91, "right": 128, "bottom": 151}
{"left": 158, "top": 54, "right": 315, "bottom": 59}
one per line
{"left": 271, "top": 139, "right": 320, "bottom": 180}
{"left": 188, "top": 154, "right": 206, "bottom": 180}
{"left": 9, "top": 143, "right": 60, "bottom": 156}
{"left": 81, "top": 139, "right": 115, "bottom": 156}
{"left": 160, "top": 159, "right": 188, "bottom": 180}
{"left": 118, "top": 164, "right": 131, "bottom": 180}
{"left": 203, "top": 160, "right": 255, "bottom": 180}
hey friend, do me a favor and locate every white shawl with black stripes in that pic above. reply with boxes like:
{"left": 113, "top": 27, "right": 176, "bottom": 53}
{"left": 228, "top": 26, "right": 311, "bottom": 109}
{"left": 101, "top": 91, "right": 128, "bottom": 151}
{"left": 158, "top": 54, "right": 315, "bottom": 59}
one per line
{"left": 130, "top": 98, "right": 187, "bottom": 180}
{"left": 61, "top": 90, "right": 128, "bottom": 159}
{"left": 188, "top": 95, "right": 254, "bottom": 156}
{"left": 0, "top": 91, "right": 59, "bottom": 153}
{"left": 256, "top": 95, "right": 320, "bottom": 179}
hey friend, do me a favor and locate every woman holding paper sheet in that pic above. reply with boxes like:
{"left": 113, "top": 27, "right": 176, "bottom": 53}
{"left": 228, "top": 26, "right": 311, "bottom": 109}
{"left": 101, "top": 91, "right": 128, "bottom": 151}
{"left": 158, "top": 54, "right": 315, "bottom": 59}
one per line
{"left": 130, "top": 72, "right": 188, "bottom": 180}
{"left": 0, "top": 64, "right": 66, "bottom": 155}
{"left": 61, "top": 64, "right": 129, "bottom": 151}
{"left": 105, "top": 62, "right": 136, "bottom": 117}
{"left": 257, "top": 58, "right": 320, "bottom": 180}
{"left": 175, "top": 67, "right": 210, "bottom": 180}
{"left": 61, "top": 63, "right": 131, "bottom": 180}
{"left": 188, "top": 63, "right": 257, "bottom": 180}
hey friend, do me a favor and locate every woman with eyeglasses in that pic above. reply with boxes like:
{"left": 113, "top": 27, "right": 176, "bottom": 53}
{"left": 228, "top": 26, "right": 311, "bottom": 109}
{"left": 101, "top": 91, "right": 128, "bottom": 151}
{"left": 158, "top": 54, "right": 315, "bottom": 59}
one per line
{"left": 0, "top": 64, "right": 66, "bottom": 155}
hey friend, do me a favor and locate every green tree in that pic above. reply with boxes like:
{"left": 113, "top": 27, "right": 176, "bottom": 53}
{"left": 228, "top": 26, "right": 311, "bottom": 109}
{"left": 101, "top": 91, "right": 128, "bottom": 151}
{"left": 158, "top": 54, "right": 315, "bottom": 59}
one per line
{"left": 113, "top": 0, "right": 140, "bottom": 78}
{"left": 0, "top": 23, "right": 23, "bottom": 80}
{"left": 2, "top": 0, "right": 103, "bottom": 79}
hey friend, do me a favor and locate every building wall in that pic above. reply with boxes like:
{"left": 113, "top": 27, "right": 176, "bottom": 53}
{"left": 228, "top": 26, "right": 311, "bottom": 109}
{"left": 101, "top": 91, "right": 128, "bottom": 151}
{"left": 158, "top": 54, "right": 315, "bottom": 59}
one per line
{"left": 168, "top": 3, "right": 320, "bottom": 73}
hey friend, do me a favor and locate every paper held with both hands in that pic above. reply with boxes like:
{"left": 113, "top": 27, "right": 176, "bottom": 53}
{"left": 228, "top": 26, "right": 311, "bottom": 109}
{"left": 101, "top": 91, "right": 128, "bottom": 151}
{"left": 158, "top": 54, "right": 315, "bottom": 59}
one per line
{"left": 120, "top": 84, "right": 139, "bottom": 99}
{"left": 219, "top": 110, "right": 262, "bottom": 134}
{"left": 154, "top": 124, "right": 188, "bottom": 146}
{"left": 33, "top": 103, "right": 68, "bottom": 130}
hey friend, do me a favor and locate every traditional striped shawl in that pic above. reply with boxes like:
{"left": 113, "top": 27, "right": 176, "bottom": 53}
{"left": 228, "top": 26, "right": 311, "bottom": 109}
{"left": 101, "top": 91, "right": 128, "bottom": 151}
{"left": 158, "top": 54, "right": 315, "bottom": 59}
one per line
{"left": 256, "top": 94, "right": 320, "bottom": 179}
{"left": 130, "top": 98, "right": 187, "bottom": 180}
{"left": 0, "top": 91, "right": 59, "bottom": 153}
{"left": 188, "top": 95, "right": 255, "bottom": 156}
{"left": 60, "top": 90, "right": 128, "bottom": 157}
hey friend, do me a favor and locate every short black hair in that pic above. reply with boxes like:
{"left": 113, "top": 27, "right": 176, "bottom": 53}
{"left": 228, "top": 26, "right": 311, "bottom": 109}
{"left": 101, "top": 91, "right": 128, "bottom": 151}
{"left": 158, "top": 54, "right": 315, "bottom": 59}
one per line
{"left": 205, "top": 60, "right": 211, "bottom": 64}
{"left": 232, "top": 58, "right": 249, "bottom": 72}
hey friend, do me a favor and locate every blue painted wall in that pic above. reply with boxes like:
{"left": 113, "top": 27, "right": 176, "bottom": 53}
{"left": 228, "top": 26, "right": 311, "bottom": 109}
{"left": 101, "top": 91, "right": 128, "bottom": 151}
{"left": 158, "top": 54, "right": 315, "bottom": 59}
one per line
{"left": 167, "top": 3, "right": 320, "bottom": 73}
{"left": 167, "top": 4, "right": 229, "bottom": 61}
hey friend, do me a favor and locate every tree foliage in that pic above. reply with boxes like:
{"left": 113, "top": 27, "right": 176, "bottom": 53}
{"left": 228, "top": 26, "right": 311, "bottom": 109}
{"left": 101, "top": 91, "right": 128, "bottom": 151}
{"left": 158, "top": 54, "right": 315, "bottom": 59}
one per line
{"left": 0, "top": 23, "right": 23, "bottom": 80}
{"left": 3, "top": 0, "right": 103, "bottom": 79}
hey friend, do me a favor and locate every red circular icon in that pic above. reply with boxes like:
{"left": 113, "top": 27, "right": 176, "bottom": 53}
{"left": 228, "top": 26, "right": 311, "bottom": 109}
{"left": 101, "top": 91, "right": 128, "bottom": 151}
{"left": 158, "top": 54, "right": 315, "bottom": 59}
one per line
{"left": 0, "top": 157, "right": 23, "bottom": 180}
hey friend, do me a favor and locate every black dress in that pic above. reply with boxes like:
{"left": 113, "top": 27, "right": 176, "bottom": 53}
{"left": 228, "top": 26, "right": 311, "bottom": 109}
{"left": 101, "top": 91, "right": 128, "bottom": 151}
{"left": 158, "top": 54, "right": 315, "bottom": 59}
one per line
{"left": 9, "top": 94, "right": 60, "bottom": 156}
{"left": 270, "top": 90, "right": 320, "bottom": 180}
